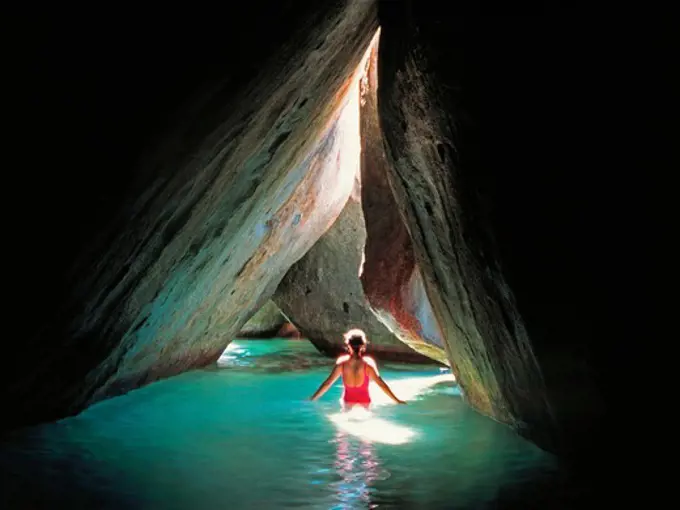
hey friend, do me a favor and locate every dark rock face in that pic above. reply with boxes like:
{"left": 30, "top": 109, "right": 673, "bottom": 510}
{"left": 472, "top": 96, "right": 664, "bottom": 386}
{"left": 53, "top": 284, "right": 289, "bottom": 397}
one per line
{"left": 377, "top": 8, "right": 554, "bottom": 449}
{"left": 4, "top": 0, "right": 378, "bottom": 431}
{"left": 376, "top": 3, "right": 660, "bottom": 465}
{"left": 358, "top": 33, "right": 449, "bottom": 365}
{"left": 274, "top": 190, "right": 441, "bottom": 364}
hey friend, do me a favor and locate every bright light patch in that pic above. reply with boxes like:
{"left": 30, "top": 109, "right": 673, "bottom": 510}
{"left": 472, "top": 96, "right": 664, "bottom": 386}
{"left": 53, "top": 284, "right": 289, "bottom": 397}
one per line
{"left": 368, "top": 373, "right": 455, "bottom": 407}
{"left": 217, "top": 341, "right": 249, "bottom": 367}
{"left": 223, "top": 342, "right": 241, "bottom": 354}
{"left": 327, "top": 372, "right": 455, "bottom": 445}
{"left": 328, "top": 406, "right": 415, "bottom": 445}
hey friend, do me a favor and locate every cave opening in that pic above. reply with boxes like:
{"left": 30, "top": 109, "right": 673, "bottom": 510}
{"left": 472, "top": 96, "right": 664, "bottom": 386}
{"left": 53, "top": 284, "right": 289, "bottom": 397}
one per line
{"left": 1, "top": 0, "right": 655, "bottom": 505}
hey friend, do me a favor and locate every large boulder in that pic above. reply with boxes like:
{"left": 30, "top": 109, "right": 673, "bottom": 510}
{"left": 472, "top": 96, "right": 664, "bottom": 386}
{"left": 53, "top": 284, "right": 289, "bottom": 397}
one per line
{"left": 358, "top": 32, "right": 449, "bottom": 365}
{"left": 375, "top": 3, "right": 661, "bottom": 469}
{"left": 274, "top": 187, "right": 442, "bottom": 364}
{"left": 4, "top": 0, "right": 379, "bottom": 431}
{"left": 237, "top": 301, "right": 287, "bottom": 338}
{"left": 376, "top": 4, "right": 558, "bottom": 453}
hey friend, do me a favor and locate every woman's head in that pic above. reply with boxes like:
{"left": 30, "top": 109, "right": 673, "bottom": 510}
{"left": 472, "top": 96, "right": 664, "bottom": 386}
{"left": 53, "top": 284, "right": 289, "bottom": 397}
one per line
{"left": 343, "top": 328, "right": 368, "bottom": 356}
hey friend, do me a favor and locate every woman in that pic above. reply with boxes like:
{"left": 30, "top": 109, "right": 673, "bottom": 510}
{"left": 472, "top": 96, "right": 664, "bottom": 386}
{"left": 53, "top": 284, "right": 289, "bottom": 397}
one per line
{"left": 309, "top": 328, "right": 406, "bottom": 406}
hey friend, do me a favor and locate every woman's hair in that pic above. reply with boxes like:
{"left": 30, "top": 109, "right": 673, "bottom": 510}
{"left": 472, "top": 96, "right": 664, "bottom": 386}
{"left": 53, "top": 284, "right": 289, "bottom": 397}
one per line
{"left": 343, "top": 328, "right": 367, "bottom": 356}
{"left": 348, "top": 336, "right": 365, "bottom": 353}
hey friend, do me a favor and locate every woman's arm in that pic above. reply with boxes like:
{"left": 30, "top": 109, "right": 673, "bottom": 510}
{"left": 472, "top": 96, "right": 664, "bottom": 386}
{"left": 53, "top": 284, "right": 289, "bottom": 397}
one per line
{"left": 366, "top": 365, "right": 406, "bottom": 404}
{"left": 309, "top": 365, "right": 343, "bottom": 401}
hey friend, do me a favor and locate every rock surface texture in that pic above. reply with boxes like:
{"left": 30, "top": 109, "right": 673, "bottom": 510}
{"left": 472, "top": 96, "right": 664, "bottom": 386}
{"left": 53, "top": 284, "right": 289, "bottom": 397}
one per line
{"left": 5, "top": 0, "right": 378, "bottom": 431}
{"left": 358, "top": 33, "right": 448, "bottom": 365}
{"left": 237, "top": 301, "right": 287, "bottom": 338}
{"left": 274, "top": 190, "right": 442, "bottom": 364}
{"left": 377, "top": 8, "right": 554, "bottom": 450}
{"left": 375, "top": 3, "right": 660, "bottom": 468}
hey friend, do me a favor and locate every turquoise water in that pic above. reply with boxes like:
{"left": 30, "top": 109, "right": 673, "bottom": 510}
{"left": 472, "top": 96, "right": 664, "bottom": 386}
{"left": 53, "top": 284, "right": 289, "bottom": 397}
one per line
{"left": 0, "top": 340, "right": 580, "bottom": 509}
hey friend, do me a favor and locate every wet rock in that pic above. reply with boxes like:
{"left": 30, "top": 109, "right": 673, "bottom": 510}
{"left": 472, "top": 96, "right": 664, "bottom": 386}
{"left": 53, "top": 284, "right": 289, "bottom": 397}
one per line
{"left": 274, "top": 193, "right": 441, "bottom": 365}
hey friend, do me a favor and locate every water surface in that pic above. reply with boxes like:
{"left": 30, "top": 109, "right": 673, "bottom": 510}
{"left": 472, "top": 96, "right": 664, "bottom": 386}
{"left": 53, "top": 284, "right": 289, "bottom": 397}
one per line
{"left": 1, "top": 339, "right": 581, "bottom": 509}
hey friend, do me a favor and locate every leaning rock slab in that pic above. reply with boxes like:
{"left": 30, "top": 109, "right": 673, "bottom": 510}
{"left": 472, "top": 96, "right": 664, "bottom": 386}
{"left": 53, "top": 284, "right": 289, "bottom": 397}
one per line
{"left": 275, "top": 189, "right": 441, "bottom": 364}
{"left": 4, "top": 0, "right": 379, "bottom": 431}
{"left": 377, "top": 4, "right": 555, "bottom": 449}
{"left": 237, "top": 300, "right": 287, "bottom": 338}
{"left": 358, "top": 33, "right": 448, "bottom": 365}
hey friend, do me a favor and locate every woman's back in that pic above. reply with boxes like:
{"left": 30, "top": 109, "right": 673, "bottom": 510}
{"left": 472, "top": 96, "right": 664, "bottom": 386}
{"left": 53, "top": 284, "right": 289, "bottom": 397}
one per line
{"left": 308, "top": 328, "right": 405, "bottom": 405}
{"left": 341, "top": 358, "right": 368, "bottom": 388}
{"left": 342, "top": 359, "right": 371, "bottom": 405}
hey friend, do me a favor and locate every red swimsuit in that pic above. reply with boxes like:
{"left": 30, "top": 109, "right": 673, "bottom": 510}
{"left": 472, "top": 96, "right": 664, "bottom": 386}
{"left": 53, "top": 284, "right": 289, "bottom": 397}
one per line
{"left": 342, "top": 363, "right": 371, "bottom": 405}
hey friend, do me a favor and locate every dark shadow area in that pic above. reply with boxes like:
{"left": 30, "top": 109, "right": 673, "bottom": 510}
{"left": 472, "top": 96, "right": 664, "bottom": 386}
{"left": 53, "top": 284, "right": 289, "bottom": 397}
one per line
{"left": 6, "top": 2, "right": 328, "bottom": 331}
{"left": 2, "top": 0, "right": 344, "bottom": 429}
{"left": 377, "top": 3, "right": 668, "bottom": 502}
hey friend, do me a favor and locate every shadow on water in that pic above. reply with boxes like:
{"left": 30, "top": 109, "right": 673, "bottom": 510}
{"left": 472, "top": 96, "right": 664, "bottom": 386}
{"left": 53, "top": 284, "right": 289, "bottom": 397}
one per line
{"left": 1, "top": 339, "right": 597, "bottom": 509}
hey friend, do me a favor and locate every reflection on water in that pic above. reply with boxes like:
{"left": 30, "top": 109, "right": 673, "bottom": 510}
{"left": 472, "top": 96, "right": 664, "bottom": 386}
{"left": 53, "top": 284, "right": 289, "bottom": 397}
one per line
{"left": 328, "top": 406, "right": 416, "bottom": 445}
{"left": 1, "top": 340, "right": 586, "bottom": 509}
{"left": 332, "top": 429, "right": 383, "bottom": 509}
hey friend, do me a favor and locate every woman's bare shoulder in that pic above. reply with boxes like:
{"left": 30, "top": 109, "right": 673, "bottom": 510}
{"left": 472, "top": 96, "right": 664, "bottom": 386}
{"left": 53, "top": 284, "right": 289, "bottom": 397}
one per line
{"left": 363, "top": 356, "right": 377, "bottom": 369}
{"left": 335, "top": 354, "right": 351, "bottom": 365}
